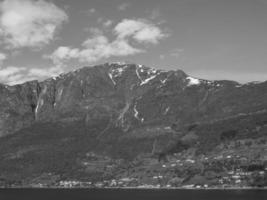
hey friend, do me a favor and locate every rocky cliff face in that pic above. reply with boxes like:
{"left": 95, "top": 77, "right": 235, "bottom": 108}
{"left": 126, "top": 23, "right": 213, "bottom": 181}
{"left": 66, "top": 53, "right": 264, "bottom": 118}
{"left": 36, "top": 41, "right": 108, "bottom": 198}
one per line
{"left": 1, "top": 62, "right": 267, "bottom": 138}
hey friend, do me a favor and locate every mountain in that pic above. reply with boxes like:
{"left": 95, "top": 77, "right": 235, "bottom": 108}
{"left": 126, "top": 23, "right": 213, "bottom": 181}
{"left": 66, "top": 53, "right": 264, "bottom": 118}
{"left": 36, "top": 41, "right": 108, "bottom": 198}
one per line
{"left": 0, "top": 62, "right": 266, "bottom": 188}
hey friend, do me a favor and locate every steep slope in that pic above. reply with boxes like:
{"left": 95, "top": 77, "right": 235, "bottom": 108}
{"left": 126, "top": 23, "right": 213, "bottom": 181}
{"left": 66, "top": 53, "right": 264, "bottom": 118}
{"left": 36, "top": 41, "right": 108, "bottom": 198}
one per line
{"left": 2, "top": 62, "right": 267, "bottom": 137}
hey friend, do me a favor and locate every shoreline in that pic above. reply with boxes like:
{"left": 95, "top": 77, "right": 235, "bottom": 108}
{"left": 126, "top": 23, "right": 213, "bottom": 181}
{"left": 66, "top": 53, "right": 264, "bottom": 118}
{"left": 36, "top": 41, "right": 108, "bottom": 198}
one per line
{"left": 1, "top": 186, "right": 267, "bottom": 190}
{"left": 95, "top": 187, "right": 267, "bottom": 190}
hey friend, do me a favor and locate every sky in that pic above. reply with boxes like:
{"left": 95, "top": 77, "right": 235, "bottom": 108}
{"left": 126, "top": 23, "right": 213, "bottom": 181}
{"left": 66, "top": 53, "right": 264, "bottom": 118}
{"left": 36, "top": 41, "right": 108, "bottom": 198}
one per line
{"left": 1, "top": 0, "right": 267, "bottom": 85}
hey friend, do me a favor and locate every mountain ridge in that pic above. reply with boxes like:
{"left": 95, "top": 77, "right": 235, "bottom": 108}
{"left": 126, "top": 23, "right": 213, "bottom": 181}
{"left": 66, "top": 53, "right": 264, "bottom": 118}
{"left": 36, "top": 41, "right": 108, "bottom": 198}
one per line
{"left": 1, "top": 61, "right": 249, "bottom": 87}
{"left": 0, "top": 62, "right": 266, "bottom": 188}
{"left": 0, "top": 62, "right": 254, "bottom": 137}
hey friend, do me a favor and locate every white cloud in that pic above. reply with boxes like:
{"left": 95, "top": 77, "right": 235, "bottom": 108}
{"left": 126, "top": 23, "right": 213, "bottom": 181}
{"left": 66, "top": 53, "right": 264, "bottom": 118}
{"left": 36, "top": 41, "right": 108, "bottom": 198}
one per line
{"left": 133, "top": 26, "right": 165, "bottom": 44}
{"left": 149, "top": 8, "right": 161, "bottom": 20}
{"left": 0, "top": 66, "right": 25, "bottom": 77}
{"left": 114, "top": 19, "right": 147, "bottom": 38}
{"left": 103, "top": 20, "right": 113, "bottom": 27}
{"left": 0, "top": 66, "right": 26, "bottom": 85}
{"left": 28, "top": 65, "right": 63, "bottom": 79}
{"left": 49, "top": 36, "right": 142, "bottom": 64}
{"left": 118, "top": 3, "right": 130, "bottom": 11}
{"left": 82, "top": 8, "right": 96, "bottom": 16}
{"left": 170, "top": 48, "right": 184, "bottom": 58}
{"left": 80, "top": 37, "right": 143, "bottom": 63}
{"left": 0, "top": 52, "right": 7, "bottom": 64}
{"left": 89, "top": 8, "right": 96, "bottom": 13}
{"left": 0, "top": 64, "right": 63, "bottom": 85}
{"left": 160, "top": 54, "right": 165, "bottom": 60}
{"left": 49, "top": 46, "right": 80, "bottom": 65}
{"left": 0, "top": 0, "right": 68, "bottom": 49}
{"left": 48, "top": 18, "right": 167, "bottom": 65}
{"left": 114, "top": 19, "right": 167, "bottom": 44}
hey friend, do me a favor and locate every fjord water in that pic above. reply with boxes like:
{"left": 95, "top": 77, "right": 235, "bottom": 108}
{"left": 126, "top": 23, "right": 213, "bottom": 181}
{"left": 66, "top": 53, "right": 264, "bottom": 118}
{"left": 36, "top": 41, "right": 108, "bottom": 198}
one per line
{"left": 0, "top": 189, "right": 267, "bottom": 200}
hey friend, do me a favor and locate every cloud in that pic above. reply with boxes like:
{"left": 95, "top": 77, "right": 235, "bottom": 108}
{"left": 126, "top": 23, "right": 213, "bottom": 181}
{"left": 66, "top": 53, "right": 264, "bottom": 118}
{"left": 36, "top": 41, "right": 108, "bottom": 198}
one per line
{"left": 28, "top": 65, "right": 63, "bottom": 79}
{"left": 47, "top": 18, "right": 167, "bottom": 66}
{"left": 103, "top": 20, "right": 113, "bottom": 27}
{"left": 114, "top": 19, "right": 167, "bottom": 44}
{"left": 170, "top": 48, "right": 184, "bottom": 58}
{"left": 0, "top": 66, "right": 26, "bottom": 85}
{"left": 89, "top": 8, "right": 96, "bottom": 14}
{"left": 49, "top": 46, "right": 80, "bottom": 65}
{"left": 117, "top": 3, "right": 130, "bottom": 11}
{"left": 80, "top": 36, "right": 143, "bottom": 63}
{"left": 133, "top": 26, "right": 165, "bottom": 44}
{"left": 49, "top": 36, "right": 143, "bottom": 64}
{"left": 0, "top": 0, "right": 68, "bottom": 49}
{"left": 0, "top": 64, "right": 63, "bottom": 85}
{"left": 0, "top": 52, "right": 7, "bottom": 64}
{"left": 149, "top": 8, "right": 161, "bottom": 20}
{"left": 83, "top": 8, "right": 96, "bottom": 16}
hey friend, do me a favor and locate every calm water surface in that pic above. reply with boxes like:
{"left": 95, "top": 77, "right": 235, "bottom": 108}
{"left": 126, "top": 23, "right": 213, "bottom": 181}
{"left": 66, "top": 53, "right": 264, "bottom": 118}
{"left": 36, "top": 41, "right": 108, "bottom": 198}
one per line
{"left": 0, "top": 189, "right": 267, "bottom": 200}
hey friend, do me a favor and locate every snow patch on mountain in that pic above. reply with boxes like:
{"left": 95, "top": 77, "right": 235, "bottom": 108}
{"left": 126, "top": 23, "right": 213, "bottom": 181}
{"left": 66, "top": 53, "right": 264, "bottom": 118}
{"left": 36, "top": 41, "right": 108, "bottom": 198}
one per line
{"left": 150, "top": 69, "right": 157, "bottom": 74}
{"left": 118, "top": 102, "right": 130, "bottom": 126}
{"left": 160, "top": 78, "right": 167, "bottom": 84}
{"left": 113, "top": 66, "right": 128, "bottom": 77}
{"left": 57, "top": 88, "right": 63, "bottom": 100}
{"left": 140, "top": 75, "right": 157, "bottom": 86}
{"left": 108, "top": 65, "right": 128, "bottom": 83}
{"left": 54, "top": 88, "right": 64, "bottom": 107}
{"left": 134, "top": 105, "right": 139, "bottom": 119}
{"left": 133, "top": 103, "right": 144, "bottom": 122}
{"left": 136, "top": 67, "right": 142, "bottom": 82}
{"left": 35, "top": 99, "right": 44, "bottom": 116}
{"left": 135, "top": 65, "right": 159, "bottom": 86}
{"left": 244, "top": 81, "right": 262, "bottom": 85}
{"left": 110, "top": 61, "right": 127, "bottom": 65}
{"left": 163, "top": 107, "right": 170, "bottom": 115}
{"left": 186, "top": 77, "right": 201, "bottom": 86}
{"left": 108, "top": 73, "right": 116, "bottom": 85}
{"left": 35, "top": 86, "right": 48, "bottom": 119}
